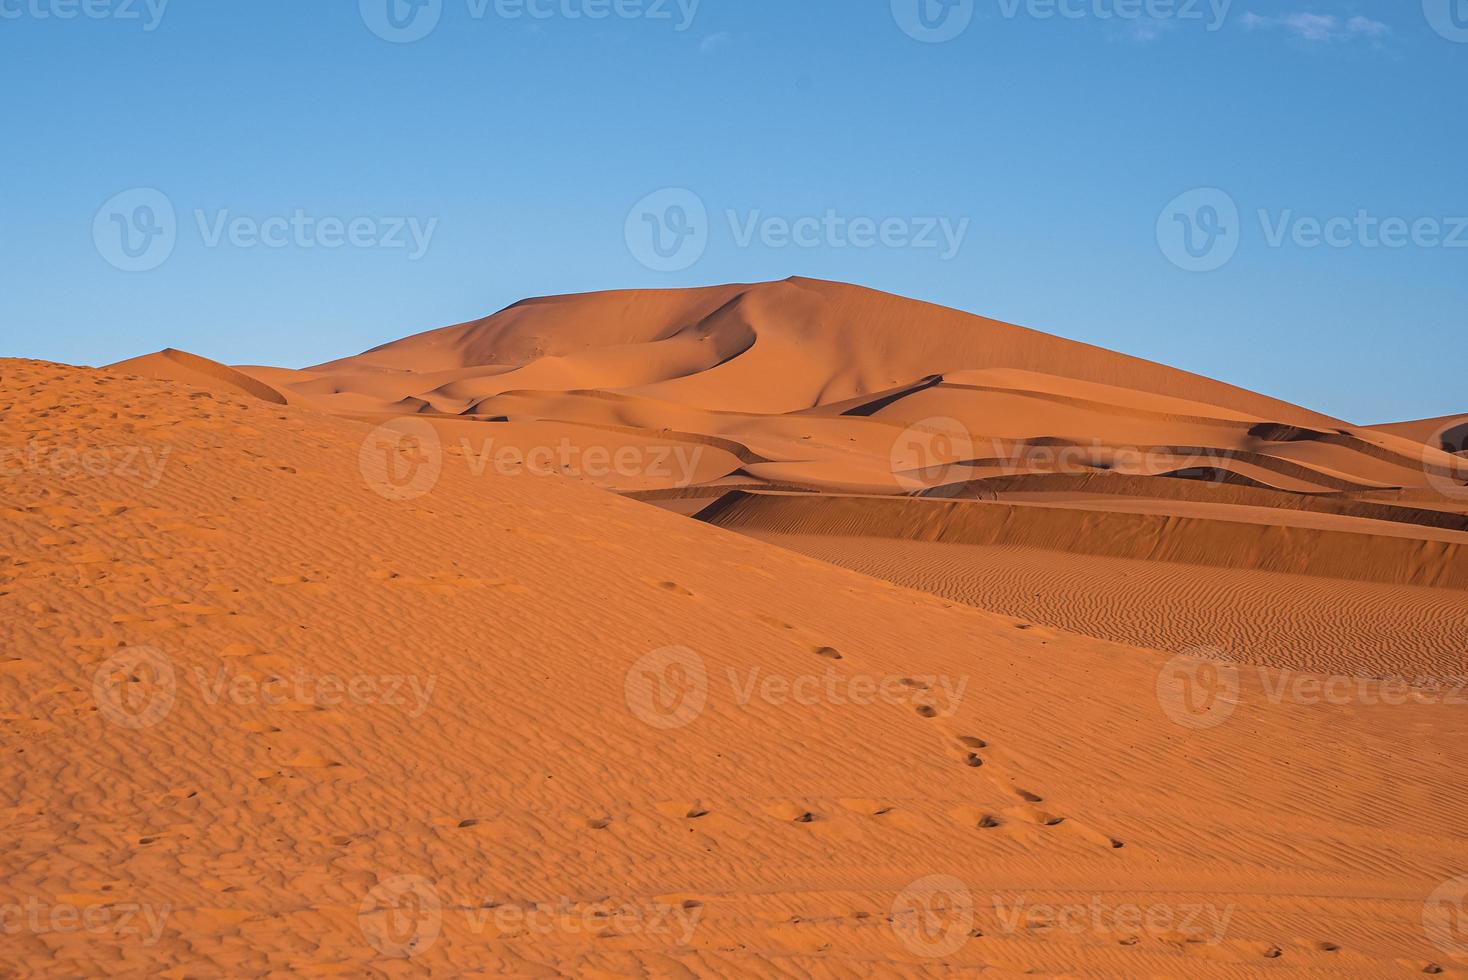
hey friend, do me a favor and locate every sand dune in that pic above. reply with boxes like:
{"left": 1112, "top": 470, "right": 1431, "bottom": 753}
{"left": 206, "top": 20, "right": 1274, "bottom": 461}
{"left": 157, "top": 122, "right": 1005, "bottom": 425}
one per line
{"left": 6, "top": 358, "right": 1468, "bottom": 976}
{"left": 106, "top": 348, "right": 289, "bottom": 406}
{"left": 9, "top": 279, "right": 1468, "bottom": 974}
{"left": 207, "top": 279, "right": 1468, "bottom": 666}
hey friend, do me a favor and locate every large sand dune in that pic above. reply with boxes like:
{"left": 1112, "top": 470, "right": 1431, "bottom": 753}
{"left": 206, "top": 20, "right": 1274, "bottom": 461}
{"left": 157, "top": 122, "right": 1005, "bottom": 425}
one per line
{"left": 6, "top": 279, "right": 1465, "bottom": 974}
{"left": 190, "top": 277, "right": 1468, "bottom": 665}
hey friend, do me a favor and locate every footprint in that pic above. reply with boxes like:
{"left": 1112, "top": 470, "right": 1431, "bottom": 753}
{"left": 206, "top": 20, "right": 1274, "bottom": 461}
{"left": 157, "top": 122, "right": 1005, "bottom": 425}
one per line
{"left": 651, "top": 580, "right": 694, "bottom": 597}
{"left": 763, "top": 802, "right": 819, "bottom": 823}
{"left": 812, "top": 646, "right": 843, "bottom": 661}
{"left": 957, "top": 736, "right": 987, "bottom": 749}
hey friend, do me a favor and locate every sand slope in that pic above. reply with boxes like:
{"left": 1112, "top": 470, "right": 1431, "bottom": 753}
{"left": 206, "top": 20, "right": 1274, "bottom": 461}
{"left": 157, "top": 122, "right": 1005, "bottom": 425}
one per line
{"left": 218, "top": 279, "right": 1468, "bottom": 673}
{"left": 4, "top": 359, "right": 1468, "bottom": 975}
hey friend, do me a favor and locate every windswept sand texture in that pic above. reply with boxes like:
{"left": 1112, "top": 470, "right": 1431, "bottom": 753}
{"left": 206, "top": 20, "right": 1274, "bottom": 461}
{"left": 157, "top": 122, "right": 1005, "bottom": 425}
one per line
{"left": 209, "top": 276, "right": 1467, "bottom": 665}
{"left": 6, "top": 279, "right": 1468, "bottom": 975}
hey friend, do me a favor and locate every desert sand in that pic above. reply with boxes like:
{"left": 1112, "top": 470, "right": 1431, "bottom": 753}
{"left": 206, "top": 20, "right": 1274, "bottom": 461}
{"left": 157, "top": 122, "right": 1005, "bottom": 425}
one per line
{"left": 4, "top": 277, "right": 1468, "bottom": 975}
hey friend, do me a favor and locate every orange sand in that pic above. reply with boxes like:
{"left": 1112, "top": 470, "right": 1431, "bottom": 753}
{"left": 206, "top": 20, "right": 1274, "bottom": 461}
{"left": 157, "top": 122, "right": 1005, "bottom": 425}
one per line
{"left": 4, "top": 278, "right": 1467, "bottom": 975}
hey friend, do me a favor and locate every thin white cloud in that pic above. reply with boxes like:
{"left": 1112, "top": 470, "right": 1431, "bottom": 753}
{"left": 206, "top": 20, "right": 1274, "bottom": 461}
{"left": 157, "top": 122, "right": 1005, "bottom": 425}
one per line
{"left": 699, "top": 31, "right": 732, "bottom": 54}
{"left": 1127, "top": 17, "right": 1175, "bottom": 42}
{"left": 1242, "top": 10, "right": 1390, "bottom": 42}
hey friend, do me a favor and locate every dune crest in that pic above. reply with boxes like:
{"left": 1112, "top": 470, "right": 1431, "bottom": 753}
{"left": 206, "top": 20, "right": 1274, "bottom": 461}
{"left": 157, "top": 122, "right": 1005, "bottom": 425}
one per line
{"left": 224, "top": 279, "right": 1468, "bottom": 668}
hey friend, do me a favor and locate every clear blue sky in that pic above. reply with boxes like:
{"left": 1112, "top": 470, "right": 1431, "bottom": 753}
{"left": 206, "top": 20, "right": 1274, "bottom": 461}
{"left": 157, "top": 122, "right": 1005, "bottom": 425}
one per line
{"left": 2, "top": 0, "right": 1464, "bottom": 423}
